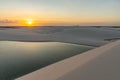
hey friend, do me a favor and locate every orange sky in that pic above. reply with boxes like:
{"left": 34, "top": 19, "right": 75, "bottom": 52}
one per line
{"left": 0, "top": 0, "right": 120, "bottom": 26}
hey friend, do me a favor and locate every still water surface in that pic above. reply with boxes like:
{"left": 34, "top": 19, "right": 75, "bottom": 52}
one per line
{"left": 0, "top": 41, "right": 93, "bottom": 80}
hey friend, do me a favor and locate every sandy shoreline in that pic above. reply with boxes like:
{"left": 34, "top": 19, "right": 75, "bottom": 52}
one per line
{"left": 16, "top": 40, "right": 120, "bottom": 80}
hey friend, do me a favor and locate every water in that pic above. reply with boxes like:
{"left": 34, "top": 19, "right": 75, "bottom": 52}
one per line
{"left": 0, "top": 41, "right": 93, "bottom": 80}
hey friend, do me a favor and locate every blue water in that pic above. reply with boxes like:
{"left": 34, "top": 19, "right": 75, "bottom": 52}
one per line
{"left": 0, "top": 41, "right": 93, "bottom": 80}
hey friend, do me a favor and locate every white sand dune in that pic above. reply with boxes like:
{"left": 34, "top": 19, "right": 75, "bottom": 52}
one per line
{"left": 16, "top": 40, "right": 120, "bottom": 80}
{"left": 0, "top": 26, "right": 120, "bottom": 46}
{"left": 0, "top": 26, "right": 120, "bottom": 80}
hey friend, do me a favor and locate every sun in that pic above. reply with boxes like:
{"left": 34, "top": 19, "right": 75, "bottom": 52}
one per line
{"left": 27, "top": 20, "right": 33, "bottom": 25}
{"left": 26, "top": 19, "right": 33, "bottom": 25}
{"left": 20, "top": 18, "right": 38, "bottom": 27}
{"left": 21, "top": 19, "right": 36, "bottom": 28}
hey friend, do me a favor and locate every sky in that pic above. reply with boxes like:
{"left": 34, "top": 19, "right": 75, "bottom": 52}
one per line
{"left": 0, "top": 0, "right": 120, "bottom": 26}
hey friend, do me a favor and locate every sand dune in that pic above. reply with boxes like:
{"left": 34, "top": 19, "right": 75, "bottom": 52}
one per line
{"left": 16, "top": 40, "right": 120, "bottom": 80}
{"left": 0, "top": 26, "right": 120, "bottom": 80}
{"left": 0, "top": 26, "right": 120, "bottom": 46}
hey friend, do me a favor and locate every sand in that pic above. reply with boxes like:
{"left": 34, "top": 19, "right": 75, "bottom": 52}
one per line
{"left": 16, "top": 40, "right": 120, "bottom": 80}
{"left": 0, "top": 26, "right": 120, "bottom": 46}
{"left": 0, "top": 26, "right": 120, "bottom": 80}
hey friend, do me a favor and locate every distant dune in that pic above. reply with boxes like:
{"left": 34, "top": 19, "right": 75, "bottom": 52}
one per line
{"left": 0, "top": 26, "right": 120, "bottom": 46}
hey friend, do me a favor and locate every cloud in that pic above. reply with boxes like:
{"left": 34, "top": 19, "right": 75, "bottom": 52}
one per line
{"left": 0, "top": 19, "right": 17, "bottom": 23}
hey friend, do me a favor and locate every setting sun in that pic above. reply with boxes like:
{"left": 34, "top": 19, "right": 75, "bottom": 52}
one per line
{"left": 22, "top": 19, "right": 36, "bottom": 27}
{"left": 18, "top": 18, "right": 39, "bottom": 27}
{"left": 27, "top": 20, "right": 33, "bottom": 25}
{"left": 26, "top": 19, "right": 33, "bottom": 25}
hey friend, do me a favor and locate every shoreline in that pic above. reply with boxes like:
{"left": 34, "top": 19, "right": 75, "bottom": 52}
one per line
{"left": 0, "top": 26, "right": 120, "bottom": 47}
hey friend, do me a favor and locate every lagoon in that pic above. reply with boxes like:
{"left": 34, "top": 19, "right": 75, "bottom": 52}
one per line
{"left": 0, "top": 41, "right": 93, "bottom": 80}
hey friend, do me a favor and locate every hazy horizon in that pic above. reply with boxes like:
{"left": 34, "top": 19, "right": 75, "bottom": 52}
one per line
{"left": 0, "top": 0, "right": 120, "bottom": 26}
